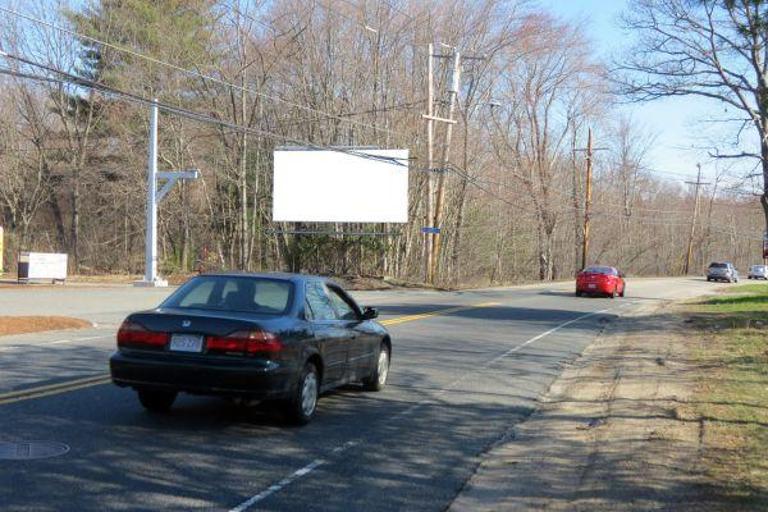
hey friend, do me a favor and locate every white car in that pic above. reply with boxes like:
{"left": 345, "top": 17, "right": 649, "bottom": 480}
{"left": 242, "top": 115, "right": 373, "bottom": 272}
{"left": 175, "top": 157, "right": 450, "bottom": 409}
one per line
{"left": 748, "top": 265, "right": 768, "bottom": 280}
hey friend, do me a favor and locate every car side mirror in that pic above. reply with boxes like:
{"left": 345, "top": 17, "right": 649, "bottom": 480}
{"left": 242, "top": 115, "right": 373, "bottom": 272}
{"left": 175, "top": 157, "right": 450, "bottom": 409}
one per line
{"left": 361, "top": 306, "right": 379, "bottom": 320}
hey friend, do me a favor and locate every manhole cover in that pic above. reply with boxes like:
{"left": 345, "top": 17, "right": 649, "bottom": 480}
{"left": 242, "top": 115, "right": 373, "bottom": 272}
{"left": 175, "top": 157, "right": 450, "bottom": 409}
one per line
{"left": 0, "top": 441, "right": 70, "bottom": 460}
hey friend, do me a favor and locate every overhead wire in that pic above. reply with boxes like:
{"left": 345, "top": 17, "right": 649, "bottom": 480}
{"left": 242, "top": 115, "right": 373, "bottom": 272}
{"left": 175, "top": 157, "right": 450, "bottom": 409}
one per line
{"left": 0, "top": 51, "right": 411, "bottom": 168}
{"left": 4, "top": 56, "right": 761, "bottom": 239}
{"left": 0, "top": 5, "right": 405, "bottom": 138}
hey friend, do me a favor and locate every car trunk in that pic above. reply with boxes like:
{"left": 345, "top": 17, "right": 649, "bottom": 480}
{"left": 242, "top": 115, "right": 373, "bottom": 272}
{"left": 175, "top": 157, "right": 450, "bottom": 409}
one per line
{"left": 129, "top": 307, "right": 272, "bottom": 336}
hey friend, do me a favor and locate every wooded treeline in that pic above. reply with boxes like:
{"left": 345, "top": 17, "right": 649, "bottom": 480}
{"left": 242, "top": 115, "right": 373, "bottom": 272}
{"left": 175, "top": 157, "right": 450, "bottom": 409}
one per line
{"left": 0, "top": 0, "right": 762, "bottom": 285}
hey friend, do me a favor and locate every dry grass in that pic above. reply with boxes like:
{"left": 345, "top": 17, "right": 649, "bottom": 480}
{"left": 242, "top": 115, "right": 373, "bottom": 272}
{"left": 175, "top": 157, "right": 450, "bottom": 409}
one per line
{"left": 682, "top": 286, "right": 768, "bottom": 509}
{"left": 0, "top": 316, "right": 92, "bottom": 337}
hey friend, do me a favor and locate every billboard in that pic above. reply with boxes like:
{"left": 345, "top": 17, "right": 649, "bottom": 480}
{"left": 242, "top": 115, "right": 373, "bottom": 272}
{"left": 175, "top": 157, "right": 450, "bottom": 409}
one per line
{"left": 272, "top": 148, "right": 409, "bottom": 223}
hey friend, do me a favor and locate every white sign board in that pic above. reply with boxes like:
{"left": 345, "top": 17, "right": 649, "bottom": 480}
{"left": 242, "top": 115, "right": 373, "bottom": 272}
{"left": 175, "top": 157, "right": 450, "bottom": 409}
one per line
{"left": 272, "top": 148, "right": 409, "bottom": 223}
{"left": 24, "top": 252, "right": 68, "bottom": 280}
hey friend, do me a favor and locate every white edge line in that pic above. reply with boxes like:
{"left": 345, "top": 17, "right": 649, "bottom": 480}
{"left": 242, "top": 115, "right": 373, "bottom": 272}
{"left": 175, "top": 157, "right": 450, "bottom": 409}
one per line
{"left": 229, "top": 459, "right": 325, "bottom": 512}
{"left": 229, "top": 440, "right": 360, "bottom": 511}
{"left": 227, "top": 305, "right": 625, "bottom": 510}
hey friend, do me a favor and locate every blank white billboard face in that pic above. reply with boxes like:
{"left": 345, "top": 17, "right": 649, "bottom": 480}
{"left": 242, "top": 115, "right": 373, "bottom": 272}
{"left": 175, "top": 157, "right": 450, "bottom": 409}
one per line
{"left": 272, "top": 148, "right": 409, "bottom": 223}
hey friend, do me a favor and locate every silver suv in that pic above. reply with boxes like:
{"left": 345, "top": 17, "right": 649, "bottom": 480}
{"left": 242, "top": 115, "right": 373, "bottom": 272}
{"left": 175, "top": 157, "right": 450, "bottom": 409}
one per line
{"left": 748, "top": 264, "right": 768, "bottom": 280}
{"left": 707, "top": 262, "right": 739, "bottom": 283}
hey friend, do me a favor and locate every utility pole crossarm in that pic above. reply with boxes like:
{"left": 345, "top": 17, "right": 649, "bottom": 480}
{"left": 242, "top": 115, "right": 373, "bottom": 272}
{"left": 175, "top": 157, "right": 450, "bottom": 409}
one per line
{"left": 421, "top": 114, "right": 458, "bottom": 124}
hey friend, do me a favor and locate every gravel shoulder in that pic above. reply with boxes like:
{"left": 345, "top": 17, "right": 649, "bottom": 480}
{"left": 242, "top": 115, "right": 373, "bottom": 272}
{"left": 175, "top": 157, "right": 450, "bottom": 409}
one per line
{"left": 450, "top": 301, "right": 730, "bottom": 511}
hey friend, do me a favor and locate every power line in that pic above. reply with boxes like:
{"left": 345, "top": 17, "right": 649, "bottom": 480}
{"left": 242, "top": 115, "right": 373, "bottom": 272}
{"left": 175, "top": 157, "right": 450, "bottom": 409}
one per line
{"left": 0, "top": 5, "right": 404, "bottom": 138}
{"left": 0, "top": 51, "right": 411, "bottom": 169}
{"left": 3, "top": 50, "right": 762, "bottom": 242}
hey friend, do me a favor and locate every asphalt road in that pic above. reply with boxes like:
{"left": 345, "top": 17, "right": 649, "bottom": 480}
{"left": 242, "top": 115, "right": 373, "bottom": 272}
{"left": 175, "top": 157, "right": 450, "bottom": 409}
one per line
{"left": 0, "top": 278, "right": 718, "bottom": 511}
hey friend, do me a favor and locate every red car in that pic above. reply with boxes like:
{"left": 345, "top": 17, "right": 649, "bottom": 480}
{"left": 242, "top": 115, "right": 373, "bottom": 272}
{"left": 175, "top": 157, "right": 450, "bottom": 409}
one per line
{"left": 576, "top": 265, "right": 626, "bottom": 298}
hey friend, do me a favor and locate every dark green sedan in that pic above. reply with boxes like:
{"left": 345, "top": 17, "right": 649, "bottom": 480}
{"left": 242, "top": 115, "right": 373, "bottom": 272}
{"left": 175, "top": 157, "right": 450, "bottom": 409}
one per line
{"left": 110, "top": 272, "right": 391, "bottom": 425}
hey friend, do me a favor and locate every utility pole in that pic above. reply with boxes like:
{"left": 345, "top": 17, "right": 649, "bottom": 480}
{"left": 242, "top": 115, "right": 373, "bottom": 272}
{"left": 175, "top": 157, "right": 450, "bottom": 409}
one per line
{"left": 421, "top": 46, "right": 484, "bottom": 283}
{"left": 429, "top": 49, "right": 461, "bottom": 283}
{"left": 582, "top": 129, "right": 593, "bottom": 271}
{"left": 574, "top": 128, "right": 608, "bottom": 271}
{"left": 424, "top": 43, "right": 435, "bottom": 284}
{"left": 684, "top": 163, "right": 709, "bottom": 275}
{"left": 135, "top": 99, "right": 200, "bottom": 287}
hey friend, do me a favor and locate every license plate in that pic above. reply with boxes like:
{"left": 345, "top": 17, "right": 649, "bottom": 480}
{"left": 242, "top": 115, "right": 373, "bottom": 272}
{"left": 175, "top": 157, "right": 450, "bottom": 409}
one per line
{"left": 169, "top": 334, "right": 203, "bottom": 353}
{"left": 588, "top": 284, "right": 597, "bottom": 289}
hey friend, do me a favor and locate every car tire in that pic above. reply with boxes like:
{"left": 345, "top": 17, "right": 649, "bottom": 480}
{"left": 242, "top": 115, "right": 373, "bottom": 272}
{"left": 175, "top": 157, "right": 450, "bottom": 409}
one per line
{"left": 610, "top": 287, "right": 617, "bottom": 299}
{"left": 363, "top": 343, "right": 390, "bottom": 392}
{"left": 575, "top": 290, "right": 582, "bottom": 297}
{"left": 620, "top": 286, "right": 625, "bottom": 298}
{"left": 284, "top": 362, "right": 319, "bottom": 426}
{"left": 137, "top": 389, "right": 177, "bottom": 413}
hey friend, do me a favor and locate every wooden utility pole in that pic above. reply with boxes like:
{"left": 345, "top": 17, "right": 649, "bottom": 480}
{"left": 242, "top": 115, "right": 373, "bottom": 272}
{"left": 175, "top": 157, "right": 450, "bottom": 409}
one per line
{"left": 684, "top": 163, "right": 709, "bottom": 275}
{"left": 423, "top": 43, "right": 435, "bottom": 283}
{"left": 429, "top": 50, "right": 461, "bottom": 283}
{"left": 581, "top": 128, "right": 593, "bottom": 271}
{"left": 574, "top": 128, "right": 607, "bottom": 272}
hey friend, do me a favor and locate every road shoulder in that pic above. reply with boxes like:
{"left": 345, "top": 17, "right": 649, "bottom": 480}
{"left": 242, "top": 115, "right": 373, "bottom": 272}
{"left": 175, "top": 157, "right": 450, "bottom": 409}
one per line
{"left": 449, "top": 302, "right": 725, "bottom": 511}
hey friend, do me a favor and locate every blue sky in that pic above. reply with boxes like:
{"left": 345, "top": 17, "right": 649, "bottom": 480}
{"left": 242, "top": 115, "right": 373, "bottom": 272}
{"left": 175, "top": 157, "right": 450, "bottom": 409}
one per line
{"left": 539, "top": 0, "right": 751, "bottom": 188}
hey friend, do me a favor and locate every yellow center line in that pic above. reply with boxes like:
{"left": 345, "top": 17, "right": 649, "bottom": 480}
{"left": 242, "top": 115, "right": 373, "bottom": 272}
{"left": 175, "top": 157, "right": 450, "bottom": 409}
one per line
{"left": 0, "top": 374, "right": 111, "bottom": 406}
{"left": 380, "top": 301, "right": 500, "bottom": 326}
{"left": 0, "top": 301, "right": 502, "bottom": 406}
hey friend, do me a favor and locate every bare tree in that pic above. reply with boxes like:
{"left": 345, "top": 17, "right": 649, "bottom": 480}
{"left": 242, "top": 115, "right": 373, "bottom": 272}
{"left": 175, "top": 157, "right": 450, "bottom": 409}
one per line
{"left": 619, "top": 0, "right": 768, "bottom": 235}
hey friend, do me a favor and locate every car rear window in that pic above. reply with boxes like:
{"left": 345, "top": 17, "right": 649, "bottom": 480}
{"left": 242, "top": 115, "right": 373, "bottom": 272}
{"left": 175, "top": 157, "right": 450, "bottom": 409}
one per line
{"left": 162, "top": 276, "right": 293, "bottom": 315}
{"left": 583, "top": 266, "right": 616, "bottom": 275}
{"left": 709, "top": 263, "right": 727, "bottom": 268}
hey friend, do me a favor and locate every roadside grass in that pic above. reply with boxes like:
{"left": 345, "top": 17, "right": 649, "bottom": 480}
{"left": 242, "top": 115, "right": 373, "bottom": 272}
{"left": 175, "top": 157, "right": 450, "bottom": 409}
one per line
{"left": 683, "top": 284, "right": 768, "bottom": 507}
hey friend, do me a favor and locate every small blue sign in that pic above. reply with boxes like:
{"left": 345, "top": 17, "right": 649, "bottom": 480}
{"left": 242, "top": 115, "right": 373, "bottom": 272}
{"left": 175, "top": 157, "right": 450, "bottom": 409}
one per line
{"left": 421, "top": 227, "right": 441, "bottom": 234}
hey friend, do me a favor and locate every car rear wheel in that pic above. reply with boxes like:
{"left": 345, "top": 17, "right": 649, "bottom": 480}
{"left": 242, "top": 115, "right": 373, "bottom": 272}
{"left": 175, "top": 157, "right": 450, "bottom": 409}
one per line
{"left": 363, "top": 343, "right": 390, "bottom": 392}
{"left": 620, "top": 286, "right": 625, "bottom": 298}
{"left": 575, "top": 290, "right": 582, "bottom": 297}
{"left": 137, "top": 389, "right": 177, "bottom": 413}
{"left": 284, "top": 362, "right": 319, "bottom": 425}
{"left": 610, "top": 287, "right": 617, "bottom": 299}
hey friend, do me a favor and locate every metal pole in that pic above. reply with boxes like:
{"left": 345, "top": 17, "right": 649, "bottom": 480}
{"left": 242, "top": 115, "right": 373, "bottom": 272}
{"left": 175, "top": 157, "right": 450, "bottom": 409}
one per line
{"left": 430, "top": 50, "right": 461, "bottom": 282}
{"left": 425, "top": 43, "right": 434, "bottom": 284}
{"left": 581, "top": 128, "right": 593, "bottom": 271}
{"left": 144, "top": 99, "right": 159, "bottom": 284}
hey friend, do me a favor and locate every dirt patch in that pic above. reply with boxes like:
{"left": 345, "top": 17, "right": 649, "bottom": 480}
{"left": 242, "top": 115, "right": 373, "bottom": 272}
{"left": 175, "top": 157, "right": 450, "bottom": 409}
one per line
{"left": 0, "top": 316, "right": 92, "bottom": 337}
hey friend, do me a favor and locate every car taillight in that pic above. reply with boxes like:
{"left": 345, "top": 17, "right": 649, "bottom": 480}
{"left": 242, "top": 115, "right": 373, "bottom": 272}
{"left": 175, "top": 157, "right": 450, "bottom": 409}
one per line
{"left": 206, "top": 330, "right": 282, "bottom": 355}
{"left": 117, "top": 320, "right": 169, "bottom": 348}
